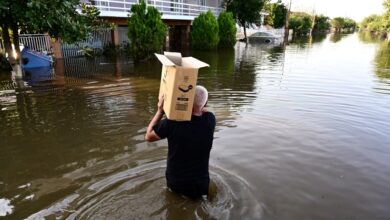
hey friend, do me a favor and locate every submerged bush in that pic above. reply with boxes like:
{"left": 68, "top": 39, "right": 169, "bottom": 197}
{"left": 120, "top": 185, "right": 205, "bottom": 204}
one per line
{"left": 218, "top": 12, "right": 236, "bottom": 48}
{"left": 79, "top": 46, "right": 95, "bottom": 58}
{"left": 191, "top": 11, "right": 219, "bottom": 50}
{"left": 103, "top": 43, "right": 120, "bottom": 57}
{"left": 128, "top": 0, "right": 167, "bottom": 62}
{"left": 0, "top": 52, "right": 11, "bottom": 72}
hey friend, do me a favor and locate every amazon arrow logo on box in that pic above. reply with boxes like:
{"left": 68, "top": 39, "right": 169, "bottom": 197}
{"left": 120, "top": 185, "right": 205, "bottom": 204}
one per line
{"left": 155, "top": 52, "right": 209, "bottom": 121}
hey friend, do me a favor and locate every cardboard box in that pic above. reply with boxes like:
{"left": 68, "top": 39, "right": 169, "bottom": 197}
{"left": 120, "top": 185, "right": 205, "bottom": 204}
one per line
{"left": 155, "top": 52, "right": 209, "bottom": 121}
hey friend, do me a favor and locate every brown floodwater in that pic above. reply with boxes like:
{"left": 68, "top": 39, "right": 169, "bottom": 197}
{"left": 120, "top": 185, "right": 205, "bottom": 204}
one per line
{"left": 1, "top": 33, "right": 390, "bottom": 220}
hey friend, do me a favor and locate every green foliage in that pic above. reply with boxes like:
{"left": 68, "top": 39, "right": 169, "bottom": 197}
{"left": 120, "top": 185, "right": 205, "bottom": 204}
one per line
{"left": 79, "top": 46, "right": 95, "bottom": 59}
{"left": 374, "top": 42, "right": 390, "bottom": 82}
{"left": 217, "top": 12, "right": 236, "bottom": 48}
{"left": 288, "top": 12, "right": 313, "bottom": 35}
{"left": 18, "top": 1, "right": 110, "bottom": 43}
{"left": 226, "top": 0, "right": 265, "bottom": 38}
{"left": 191, "top": 11, "right": 219, "bottom": 50}
{"left": 264, "top": 0, "right": 287, "bottom": 28}
{"left": 103, "top": 43, "right": 120, "bottom": 57}
{"left": 360, "top": 14, "right": 388, "bottom": 32}
{"left": 81, "top": 4, "right": 114, "bottom": 31}
{"left": 313, "top": 15, "right": 331, "bottom": 33}
{"left": 331, "top": 17, "right": 344, "bottom": 31}
{"left": 0, "top": 52, "right": 11, "bottom": 71}
{"left": 360, "top": 0, "right": 390, "bottom": 34}
{"left": 23, "top": 0, "right": 85, "bottom": 42}
{"left": 343, "top": 18, "right": 357, "bottom": 29}
{"left": 128, "top": 0, "right": 167, "bottom": 62}
{"left": 0, "top": 0, "right": 113, "bottom": 65}
{"left": 384, "top": 0, "right": 390, "bottom": 12}
{"left": 331, "top": 17, "right": 356, "bottom": 33}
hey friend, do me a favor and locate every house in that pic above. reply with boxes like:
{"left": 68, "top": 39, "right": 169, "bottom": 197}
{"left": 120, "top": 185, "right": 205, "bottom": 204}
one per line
{"left": 85, "top": 0, "right": 224, "bottom": 50}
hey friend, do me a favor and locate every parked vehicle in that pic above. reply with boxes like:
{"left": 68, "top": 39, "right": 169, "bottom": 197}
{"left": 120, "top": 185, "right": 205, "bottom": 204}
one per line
{"left": 247, "top": 31, "right": 280, "bottom": 44}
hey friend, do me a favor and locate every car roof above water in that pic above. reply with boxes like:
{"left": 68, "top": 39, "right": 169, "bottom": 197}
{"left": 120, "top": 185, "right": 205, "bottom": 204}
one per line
{"left": 250, "top": 32, "right": 277, "bottom": 37}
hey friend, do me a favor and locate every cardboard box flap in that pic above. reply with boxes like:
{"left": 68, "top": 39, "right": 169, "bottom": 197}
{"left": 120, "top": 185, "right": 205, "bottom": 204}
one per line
{"left": 164, "top": 52, "right": 182, "bottom": 66}
{"left": 182, "top": 57, "right": 210, "bottom": 69}
{"left": 155, "top": 53, "right": 176, "bottom": 66}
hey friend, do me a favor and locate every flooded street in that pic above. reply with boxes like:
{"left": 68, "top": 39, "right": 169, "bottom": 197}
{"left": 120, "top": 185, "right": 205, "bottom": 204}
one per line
{"left": 1, "top": 33, "right": 390, "bottom": 219}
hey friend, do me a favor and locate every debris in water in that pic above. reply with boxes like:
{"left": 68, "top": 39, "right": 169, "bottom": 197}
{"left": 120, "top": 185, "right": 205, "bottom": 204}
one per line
{"left": 24, "top": 194, "right": 35, "bottom": 201}
{"left": 18, "top": 183, "right": 31, "bottom": 189}
{"left": 0, "top": 198, "right": 14, "bottom": 217}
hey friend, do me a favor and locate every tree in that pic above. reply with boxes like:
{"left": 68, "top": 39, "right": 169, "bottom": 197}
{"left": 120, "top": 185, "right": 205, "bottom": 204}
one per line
{"left": 360, "top": 15, "right": 379, "bottom": 31}
{"left": 360, "top": 0, "right": 390, "bottom": 39}
{"left": 384, "top": 0, "right": 390, "bottom": 12}
{"left": 191, "top": 11, "right": 219, "bottom": 50}
{"left": 0, "top": 0, "right": 110, "bottom": 65}
{"left": 312, "top": 15, "right": 331, "bottom": 34}
{"left": 226, "top": 0, "right": 265, "bottom": 41}
{"left": 374, "top": 41, "right": 390, "bottom": 82}
{"left": 128, "top": 0, "right": 167, "bottom": 62}
{"left": 331, "top": 17, "right": 345, "bottom": 33}
{"left": 288, "top": 12, "right": 313, "bottom": 35}
{"left": 265, "top": 0, "right": 288, "bottom": 28}
{"left": 343, "top": 18, "right": 357, "bottom": 31}
{"left": 383, "top": 0, "right": 390, "bottom": 28}
{"left": 218, "top": 12, "right": 236, "bottom": 48}
{"left": 331, "top": 17, "right": 356, "bottom": 33}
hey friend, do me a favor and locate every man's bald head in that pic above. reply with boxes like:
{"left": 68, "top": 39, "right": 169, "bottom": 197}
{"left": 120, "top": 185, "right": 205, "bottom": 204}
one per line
{"left": 193, "top": 85, "right": 208, "bottom": 110}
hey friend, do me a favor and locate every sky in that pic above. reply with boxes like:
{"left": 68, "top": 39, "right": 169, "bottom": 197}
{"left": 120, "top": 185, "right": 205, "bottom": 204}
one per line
{"left": 280, "top": 0, "right": 385, "bottom": 22}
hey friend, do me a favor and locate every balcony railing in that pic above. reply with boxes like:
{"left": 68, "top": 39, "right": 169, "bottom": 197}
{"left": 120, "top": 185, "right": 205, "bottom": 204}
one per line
{"left": 91, "top": 0, "right": 223, "bottom": 18}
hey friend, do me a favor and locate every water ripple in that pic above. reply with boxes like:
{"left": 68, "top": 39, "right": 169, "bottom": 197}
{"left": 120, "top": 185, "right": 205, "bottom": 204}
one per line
{"left": 27, "top": 161, "right": 262, "bottom": 220}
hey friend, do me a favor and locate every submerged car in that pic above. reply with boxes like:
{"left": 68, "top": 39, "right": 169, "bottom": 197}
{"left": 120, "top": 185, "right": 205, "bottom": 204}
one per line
{"left": 247, "top": 31, "right": 280, "bottom": 44}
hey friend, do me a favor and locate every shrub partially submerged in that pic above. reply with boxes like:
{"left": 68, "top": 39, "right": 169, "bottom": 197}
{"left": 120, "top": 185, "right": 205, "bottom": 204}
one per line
{"left": 128, "top": 0, "right": 167, "bottom": 62}
{"left": 0, "top": 53, "right": 11, "bottom": 72}
{"left": 191, "top": 11, "right": 219, "bottom": 50}
{"left": 218, "top": 12, "right": 237, "bottom": 48}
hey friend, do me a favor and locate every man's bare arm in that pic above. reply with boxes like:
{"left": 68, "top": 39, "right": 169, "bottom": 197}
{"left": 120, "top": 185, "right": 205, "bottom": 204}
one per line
{"left": 145, "top": 97, "right": 164, "bottom": 142}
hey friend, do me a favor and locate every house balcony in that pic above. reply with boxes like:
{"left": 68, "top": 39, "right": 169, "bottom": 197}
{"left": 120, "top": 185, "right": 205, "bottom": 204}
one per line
{"left": 89, "top": 0, "right": 224, "bottom": 20}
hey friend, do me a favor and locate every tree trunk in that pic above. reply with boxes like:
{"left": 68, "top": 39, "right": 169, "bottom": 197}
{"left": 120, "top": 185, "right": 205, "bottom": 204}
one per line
{"left": 1, "top": 23, "right": 14, "bottom": 64}
{"left": 12, "top": 24, "right": 21, "bottom": 59}
{"left": 243, "top": 25, "right": 248, "bottom": 44}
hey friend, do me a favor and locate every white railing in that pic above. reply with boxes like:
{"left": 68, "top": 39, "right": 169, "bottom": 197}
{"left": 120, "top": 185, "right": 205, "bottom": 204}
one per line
{"left": 91, "top": 0, "right": 223, "bottom": 17}
{"left": 19, "top": 34, "right": 52, "bottom": 53}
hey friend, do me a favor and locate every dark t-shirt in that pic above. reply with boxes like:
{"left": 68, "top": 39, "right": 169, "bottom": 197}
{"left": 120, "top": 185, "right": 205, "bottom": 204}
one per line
{"left": 153, "top": 112, "right": 216, "bottom": 185}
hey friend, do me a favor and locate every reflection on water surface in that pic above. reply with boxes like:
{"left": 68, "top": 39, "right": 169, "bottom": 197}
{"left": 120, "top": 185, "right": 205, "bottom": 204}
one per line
{"left": 1, "top": 33, "right": 390, "bottom": 219}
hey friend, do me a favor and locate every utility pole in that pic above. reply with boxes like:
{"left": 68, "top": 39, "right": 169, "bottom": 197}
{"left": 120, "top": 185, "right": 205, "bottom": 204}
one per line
{"left": 310, "top": 7, "right": 316, "bottom": 36}
{"left": 284, "top": 0, "right": 292, "bottom": 39}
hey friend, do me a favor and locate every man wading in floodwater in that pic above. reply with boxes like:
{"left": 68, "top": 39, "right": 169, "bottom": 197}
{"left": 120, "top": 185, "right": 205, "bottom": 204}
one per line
{"left": 145, "top": 85, "right": 216, "bottom": 199}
